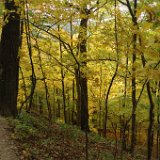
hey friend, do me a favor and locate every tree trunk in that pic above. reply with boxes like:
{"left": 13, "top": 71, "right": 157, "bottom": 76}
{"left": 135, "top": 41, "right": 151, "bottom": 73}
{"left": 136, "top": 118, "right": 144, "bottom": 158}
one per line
{"left": 0, "top": 0, "right": 21, "bottom": 117}
{"left": 25, "top": 1, "right": 36, "bottom": 112}
{"left": 58, "top": 25, "right": 67, "bottom": 123}
{"left": 103, "top": 0, "right": 119, "bottom": 137}
{"left": 146, "top": 82, "right": 155, "bottom": 160}
{"left": 130, "top": 0, "right": 138, "bottom": 154}
{"left": 75, "top": 68, "right": 81, "bottom": 126}
{"left": 77, "top": 8, "right": 89, "bottom": 131}
{"left": 156, "top": 82, "right": 160, "bottom": 160}
{"left": 141, "top": 41, "right": 155, "bottom": 160}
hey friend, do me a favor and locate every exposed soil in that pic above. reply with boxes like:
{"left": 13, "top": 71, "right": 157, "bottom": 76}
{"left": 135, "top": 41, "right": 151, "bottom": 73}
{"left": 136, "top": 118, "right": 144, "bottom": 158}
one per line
{"left": 0, "top": 116, "right": 19, "bottom": 160}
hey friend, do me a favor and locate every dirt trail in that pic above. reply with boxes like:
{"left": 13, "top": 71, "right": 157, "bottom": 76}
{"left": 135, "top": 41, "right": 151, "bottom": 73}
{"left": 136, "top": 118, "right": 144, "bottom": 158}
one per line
{"left": 0, "top": 116, "right": 19, "bottom": 160}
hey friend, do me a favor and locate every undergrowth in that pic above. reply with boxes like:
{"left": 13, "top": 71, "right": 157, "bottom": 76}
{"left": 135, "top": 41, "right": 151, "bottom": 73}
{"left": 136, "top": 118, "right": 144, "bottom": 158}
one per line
{"left": 8, "top": 112, "right": 131, "bottom": 160}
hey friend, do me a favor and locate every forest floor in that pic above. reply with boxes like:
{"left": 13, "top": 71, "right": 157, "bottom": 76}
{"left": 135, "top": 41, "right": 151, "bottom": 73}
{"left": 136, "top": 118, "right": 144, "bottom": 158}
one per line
{"left": 0, "top": 113, "right": 151, "bottom": 160}
{"left": 8, "top": 112, "right": 120, "bottom": 160}
{"left": 0, "top": 116, "right": 19, "bottom": 160}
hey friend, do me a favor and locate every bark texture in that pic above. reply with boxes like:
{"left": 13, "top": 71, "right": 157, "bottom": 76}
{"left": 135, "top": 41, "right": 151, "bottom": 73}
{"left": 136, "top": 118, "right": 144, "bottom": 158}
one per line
{"left": 0, "top": 0, "right": 21, "bottom": 117}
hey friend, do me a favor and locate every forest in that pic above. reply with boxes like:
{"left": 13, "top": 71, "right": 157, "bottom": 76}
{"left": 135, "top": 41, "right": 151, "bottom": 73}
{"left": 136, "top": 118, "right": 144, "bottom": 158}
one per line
{"left": 0, "top": 0, "right": 160, "bottom": 160}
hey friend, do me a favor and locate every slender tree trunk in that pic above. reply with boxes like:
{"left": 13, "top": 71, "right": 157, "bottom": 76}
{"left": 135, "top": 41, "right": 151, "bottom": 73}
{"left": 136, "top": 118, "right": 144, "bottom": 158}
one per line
{"left": 72, "top": 80, "right": 76, "bottom": 124}
{"left": 57, "top": 98, "right": 61, "bottom": 118}
{"left": 25, "top": 1, "right": 36, "bottom": 112}
{"left": 98, "top": 64, "right": 102, "bottom": 129}
{"left": 19, "top": 66, "right": 28, "bottom": 112}
{"left": 103, "top": 0, "right": 119, "bottom": 137}
{"left": 157, "top": 82, "right": 160, "bottom": 159}
{"left": 141, "top": 43, "right": 155, "bottom": 160}
{"left": 103, "top": 67, "right": 118, "bottom": 137}
{"left": 58, "top": 25, "right": 67, "bottom": 123}
{"left": 122, "top": 0, "right": 147, "bottom": 155}
{"left": 0, "top": 0, "right": 21, "bottom": 117}
{"left": 130, "top": 33, "right": 137, "bottom": 155}
{"left": 130, "top": 0, "right": 138, "bottom": 155}
{"left": 146, "top": 82, "right": 155, "bottom": 160}
{"left": 75, "top": 68, "right": 81, "bottom": 126}
{"left": 80, "top": 73, "right": 89, "bottom": 131}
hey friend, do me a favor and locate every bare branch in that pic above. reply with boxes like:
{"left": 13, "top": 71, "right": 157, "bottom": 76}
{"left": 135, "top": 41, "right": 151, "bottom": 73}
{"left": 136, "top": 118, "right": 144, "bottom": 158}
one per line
{"left": 126, "top": 0, "right": 135, "bottom": 21}
{"left": 86, "top": 58, "right": 117, "bottom": 63}
{"left": 28, "top": 20, "right": 79, "bottom": 66}
{"left": 117, "top": 0, "right": 127, "bottom": 6}
{"left": 33, "top": 45, "right": 75, "bottom": 75}
{"left": 92, "top": 0, "right": 108, "bottom": 13}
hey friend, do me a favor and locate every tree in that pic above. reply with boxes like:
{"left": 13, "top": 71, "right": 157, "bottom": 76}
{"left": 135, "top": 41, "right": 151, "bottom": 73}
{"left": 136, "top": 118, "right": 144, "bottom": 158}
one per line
{"left": 0, "top": 0, "right": 22, "bottom": 117}
{"left": 76, "top": 6, "right": 90, "bottom": 131}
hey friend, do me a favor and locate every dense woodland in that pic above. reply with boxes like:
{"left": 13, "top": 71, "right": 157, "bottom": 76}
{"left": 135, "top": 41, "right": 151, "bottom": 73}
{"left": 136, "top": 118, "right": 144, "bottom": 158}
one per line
{"left": 0, "top": 0, "right": 160, "bottom": 159}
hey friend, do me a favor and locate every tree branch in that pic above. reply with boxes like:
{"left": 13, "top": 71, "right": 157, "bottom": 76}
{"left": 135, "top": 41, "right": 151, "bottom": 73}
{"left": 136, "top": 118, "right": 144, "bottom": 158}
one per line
{"left": 117, "top": 0, "right": 127, "bottom": 6}
{"left": 126, "top": 0, "right": 135, "bottom": 21}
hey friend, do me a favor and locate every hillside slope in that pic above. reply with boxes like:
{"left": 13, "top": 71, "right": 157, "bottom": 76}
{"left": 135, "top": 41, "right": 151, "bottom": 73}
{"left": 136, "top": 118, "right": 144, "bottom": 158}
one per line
{"left": 9, "top": 113, "right": 134, "bottom": 160}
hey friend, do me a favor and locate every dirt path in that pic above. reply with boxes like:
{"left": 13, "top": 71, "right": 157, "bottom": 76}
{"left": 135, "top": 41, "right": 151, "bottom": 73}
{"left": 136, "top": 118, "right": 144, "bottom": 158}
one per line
{"left": 0, "top": 116, "right": 19, "bottom": 160}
